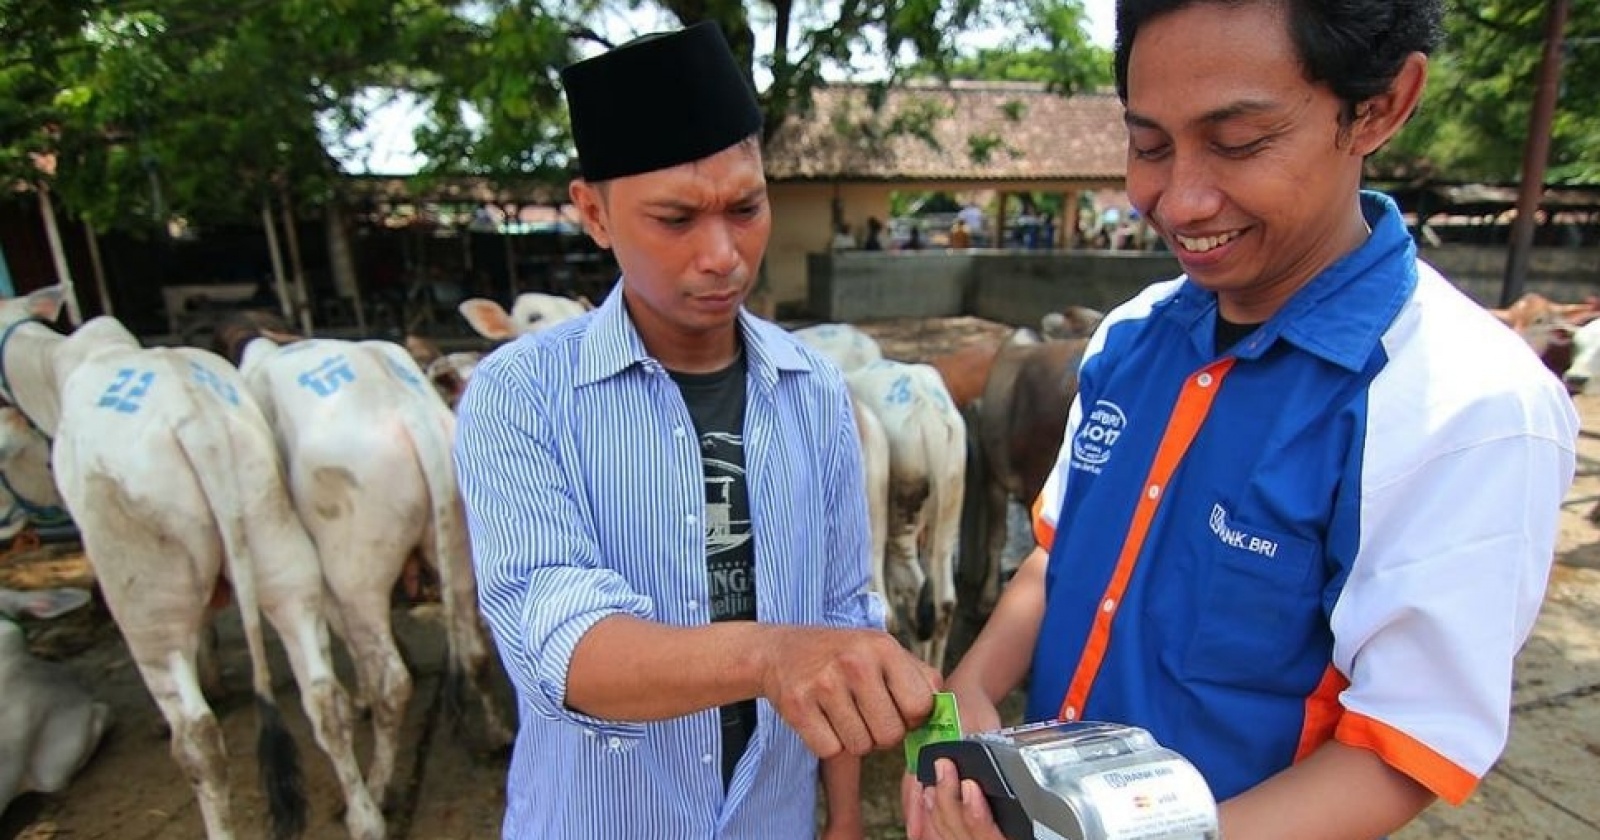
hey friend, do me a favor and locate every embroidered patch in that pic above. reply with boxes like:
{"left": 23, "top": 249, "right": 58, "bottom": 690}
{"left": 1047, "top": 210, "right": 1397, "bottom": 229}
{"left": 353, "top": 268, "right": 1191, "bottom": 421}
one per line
{"left": 1071, "top": 399, "right": 1126, "bottom": 473}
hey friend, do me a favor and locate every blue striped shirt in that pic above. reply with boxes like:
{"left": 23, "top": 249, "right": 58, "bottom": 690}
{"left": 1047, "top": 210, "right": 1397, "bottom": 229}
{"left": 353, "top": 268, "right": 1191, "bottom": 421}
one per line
{"left": 455, "top": 287, "right": 883, "bottom": 840}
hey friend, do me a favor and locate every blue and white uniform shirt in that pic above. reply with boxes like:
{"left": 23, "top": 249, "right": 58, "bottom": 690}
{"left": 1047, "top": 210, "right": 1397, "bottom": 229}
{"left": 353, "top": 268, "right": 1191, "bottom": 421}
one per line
{"left": 1029, "top": 191, "right": 1578, "bottom": 805}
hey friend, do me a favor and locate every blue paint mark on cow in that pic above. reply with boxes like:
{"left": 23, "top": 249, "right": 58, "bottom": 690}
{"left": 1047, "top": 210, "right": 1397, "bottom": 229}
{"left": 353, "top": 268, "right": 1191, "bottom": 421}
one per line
{"left": 885, "top": 375, "right": 912, "bottom": 405}
{"left": 96, "top": 368, "right": 155, "bottom": 414}
{"left": 298, "top": 355, "right": 356, "bottom": 397}
{"left": 385, "top": 357, "right": 423, "bottom": 390}
{"left": 189, "top": 362, "right": 240, "bottom": 406}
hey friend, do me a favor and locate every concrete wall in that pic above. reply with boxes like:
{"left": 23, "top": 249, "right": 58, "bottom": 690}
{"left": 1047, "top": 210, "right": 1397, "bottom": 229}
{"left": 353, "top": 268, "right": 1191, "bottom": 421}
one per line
{"left": 970, "top": 251, "right": 1180, "bottom": 326}
{"left": 767, "top": 183, "right": 894, "bottom": 307}
{"left": 806, "top": 245, "right": 1600, "bottom": 324}
{"left": 1420, "top": 246, "right": 1600, "bottom": 305}
{"left": 808, "top": 251, "right": 971, "bottom": 322}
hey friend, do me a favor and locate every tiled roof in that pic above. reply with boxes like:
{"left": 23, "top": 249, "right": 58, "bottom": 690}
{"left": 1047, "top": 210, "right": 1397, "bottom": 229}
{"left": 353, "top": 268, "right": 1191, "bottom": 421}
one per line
{"left": 763, "top": 81, "right": 1128, "bottom": 183}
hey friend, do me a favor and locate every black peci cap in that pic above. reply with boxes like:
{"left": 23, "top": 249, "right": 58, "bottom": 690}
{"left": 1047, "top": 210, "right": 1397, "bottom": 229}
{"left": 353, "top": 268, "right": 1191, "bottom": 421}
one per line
{"left": 560, "top": 21, "right": 763, "bottom": 182}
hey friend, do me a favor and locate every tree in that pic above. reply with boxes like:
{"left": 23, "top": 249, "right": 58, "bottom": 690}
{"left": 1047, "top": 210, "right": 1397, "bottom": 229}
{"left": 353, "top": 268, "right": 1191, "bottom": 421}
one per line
{"left": 1376, "top": 0, "right": 1600, "bottom": 184}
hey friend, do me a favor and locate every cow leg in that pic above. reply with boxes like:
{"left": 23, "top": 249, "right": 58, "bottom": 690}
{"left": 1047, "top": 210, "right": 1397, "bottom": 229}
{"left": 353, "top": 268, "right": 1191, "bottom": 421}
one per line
{"left": 884, "top": 523, "right": 929, "bottom": 659}
{"left": 73, "top": 510, "right": 240, "bottom": 840}
{"left": 311, "top": 503, "right": 425, "bottom": 803}
{"left": 423, "top": 517, "right": 513, "bottom": 751}
{"left": 196, "top": 616, "right": 224, "bottom": 701}
{"left": 266, "top": 593, "right": 386, "bottom": 840}
{"left": 327, "top": 583, "right": 411, "bottom": 809}
{"left": 126, "top": 636, "right": 237, "bottom": 840}
{"left": 252, "top": 517, "right": 385, "bottom": 840}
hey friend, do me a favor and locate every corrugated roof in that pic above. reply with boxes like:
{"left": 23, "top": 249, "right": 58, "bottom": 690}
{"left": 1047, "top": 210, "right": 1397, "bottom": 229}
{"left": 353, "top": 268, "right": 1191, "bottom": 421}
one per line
{"left": 763, "top": 81, "right": 1128, "bottom": 183}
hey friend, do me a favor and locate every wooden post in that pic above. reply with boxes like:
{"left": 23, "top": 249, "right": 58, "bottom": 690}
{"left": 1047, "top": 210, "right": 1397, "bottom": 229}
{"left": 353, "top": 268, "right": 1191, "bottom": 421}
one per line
{"left": 36, "top": 183, "right": 82, "bottom": 325}
{"left": 84, "top": 220, "right": 112, "bottom": 318}
{"left": 261, "top": 197, "right": 294, "bottom": 322}
{"left": 996, "top": 193, "right": 1010, "bottom": 249}
{"left": 1059, "top": 192, "right": 1077, "bottom": 250}
{"left": 279, "top": 191, "right": 314, "bottom": 334}
{"left": 324, "top": 202, "right": 367, "bottom": 333}
{"left": 1501, "top": 0, "right": 1570, "bottom": 307}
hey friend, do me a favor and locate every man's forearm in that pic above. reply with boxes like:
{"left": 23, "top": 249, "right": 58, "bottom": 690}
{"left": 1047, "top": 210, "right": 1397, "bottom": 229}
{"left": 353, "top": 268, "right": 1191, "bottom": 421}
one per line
{"left": 820, "top": 754, "right": 864, "bottom": 830}
{"left": 947, "top": 546, "right": 1049, "bottom": 705}
{"left": 565, "top": 615, "right": 770, "bottom": 720}
{"left": 1218, "top": 740, "right": 1436, "bottom": 840}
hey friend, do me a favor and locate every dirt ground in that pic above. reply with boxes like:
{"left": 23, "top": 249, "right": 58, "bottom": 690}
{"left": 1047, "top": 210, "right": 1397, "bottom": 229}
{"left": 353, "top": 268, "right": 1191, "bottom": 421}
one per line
{"left": 3, "top": 316, "right": 1599, "bottom": 840}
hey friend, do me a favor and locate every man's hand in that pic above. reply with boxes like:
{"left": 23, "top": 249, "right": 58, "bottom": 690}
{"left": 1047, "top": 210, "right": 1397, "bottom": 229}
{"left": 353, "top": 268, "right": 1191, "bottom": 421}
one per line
{"left": 905, "top": 758, "right": 1007, "bottom": 840}
{"left": 901, "top": 682, "right": 1005, "bottom": 840}
{"left": 758, "top": 626, "right": 940, "bottom": 758}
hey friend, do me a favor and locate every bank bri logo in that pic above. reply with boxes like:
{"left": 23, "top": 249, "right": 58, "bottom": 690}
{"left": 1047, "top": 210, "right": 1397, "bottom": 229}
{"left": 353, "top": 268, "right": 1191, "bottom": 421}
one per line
{"left": 1208, "top": 503, "right": 1280, "bottom": 559}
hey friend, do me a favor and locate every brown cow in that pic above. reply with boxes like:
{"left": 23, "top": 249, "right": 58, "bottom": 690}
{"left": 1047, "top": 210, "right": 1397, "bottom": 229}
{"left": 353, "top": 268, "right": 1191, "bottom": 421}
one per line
{"left": 926, "top": 342, "right": 1003, "bottom": 410}
{"left": 945, "top": 332, "right": 1089, "bottom": 669}
{"left": 925, "top": 308, "right": 1102, "bottom": 411}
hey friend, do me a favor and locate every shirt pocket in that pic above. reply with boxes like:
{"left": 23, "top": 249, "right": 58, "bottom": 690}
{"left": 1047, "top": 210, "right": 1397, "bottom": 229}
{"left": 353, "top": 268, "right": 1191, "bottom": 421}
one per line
{"left": 1182, "top": 514, "right": 1326, "bottom": 695}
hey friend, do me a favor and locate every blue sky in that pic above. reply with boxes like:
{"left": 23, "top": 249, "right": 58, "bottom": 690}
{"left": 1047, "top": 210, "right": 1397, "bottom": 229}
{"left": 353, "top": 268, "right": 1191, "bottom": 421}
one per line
{"left": 335, "top": 0, "right": 1117, "bottom": 175}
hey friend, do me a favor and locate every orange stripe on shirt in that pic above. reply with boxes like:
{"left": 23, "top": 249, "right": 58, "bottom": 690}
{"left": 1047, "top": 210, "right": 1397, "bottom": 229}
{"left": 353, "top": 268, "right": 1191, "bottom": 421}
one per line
{"left": 1032, "top": 492, "right": 1055, "bottom": 551}
{"left": 1058, "top": 359, "right": 1235, "bottom": 721}
{"left": 1337, "top": 711, "right": 1479, "bottom": 806}
{"left": 1295, "top": 665, "right": 1349, "bottom": 762}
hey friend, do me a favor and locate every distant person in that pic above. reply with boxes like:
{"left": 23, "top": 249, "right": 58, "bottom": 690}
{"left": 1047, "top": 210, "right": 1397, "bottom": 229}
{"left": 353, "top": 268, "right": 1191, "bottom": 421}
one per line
{"left": 948, "top": 219, "right": 972, "bottom": 250}
{"left": 904, "top": 226, "right": 923, "bottom": 251}
{"left": 957, "top": 203, "right": 985, "bottom": 245}
{"left": 1040, "top": 213, "right": 1056, "bottom": 250}
{"left": 831, "top": 222, "right": 858, "bottom": 251}
{"left": 863, "top": 216, "right": 884, "bottom": 251}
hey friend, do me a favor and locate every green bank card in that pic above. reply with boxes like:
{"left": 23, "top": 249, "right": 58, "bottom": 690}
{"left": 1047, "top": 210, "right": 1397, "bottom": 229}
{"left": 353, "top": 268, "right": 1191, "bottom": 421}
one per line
{"left": 904, "top": 691, "right": 963, "bottom": 773}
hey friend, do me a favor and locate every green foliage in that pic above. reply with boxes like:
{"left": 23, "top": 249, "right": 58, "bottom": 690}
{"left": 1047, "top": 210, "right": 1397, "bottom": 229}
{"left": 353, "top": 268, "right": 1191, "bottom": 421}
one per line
{"left": 1377, "top": 0, "right": 1600, "bottom": 185}
{"left": 904, "top": 0, "right": 1111, "bottom": 93}
{"left": 0, "top": 0, "right": 1110, "bottom": 233}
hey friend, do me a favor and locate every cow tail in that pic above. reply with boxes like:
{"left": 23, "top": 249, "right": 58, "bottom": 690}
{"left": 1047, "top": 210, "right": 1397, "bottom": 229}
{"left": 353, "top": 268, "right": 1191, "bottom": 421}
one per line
{"left": 171, "top": 411, "right": 306, "bottom": 840}
{"left": 399, "top": 403, "right": 482, "bottom": 729}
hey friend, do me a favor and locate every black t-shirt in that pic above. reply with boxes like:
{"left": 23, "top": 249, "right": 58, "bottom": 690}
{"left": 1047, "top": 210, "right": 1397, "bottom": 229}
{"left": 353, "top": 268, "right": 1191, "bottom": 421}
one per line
{"left": 669, "top": 352, "right": 756, "bottom": 790}
{"left": 1214, "top": 314, "right": 1264, "bottom": 356}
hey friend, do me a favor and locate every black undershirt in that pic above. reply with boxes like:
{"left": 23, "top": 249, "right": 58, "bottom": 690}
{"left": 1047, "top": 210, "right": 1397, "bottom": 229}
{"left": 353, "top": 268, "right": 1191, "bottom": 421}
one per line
{"left": 668, "top": 352, "right": 757, "bottom": 791}
{"left": 1214, "top": 315, "right": 1263, "bottom": 356}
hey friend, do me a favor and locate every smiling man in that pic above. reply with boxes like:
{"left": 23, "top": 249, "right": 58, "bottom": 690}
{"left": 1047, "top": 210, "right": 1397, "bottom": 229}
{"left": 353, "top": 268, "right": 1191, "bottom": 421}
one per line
{"left": 455, "top": 21, "right": 939, "bottom": 840}
{"left": 909, "top": 2, "right": 1580, "bottom": 839}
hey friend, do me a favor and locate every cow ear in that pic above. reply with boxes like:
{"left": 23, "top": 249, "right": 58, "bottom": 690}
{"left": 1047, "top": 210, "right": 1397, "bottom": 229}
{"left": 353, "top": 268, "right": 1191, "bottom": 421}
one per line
{"left": 25, "top": 284, "right": 67, "bottom": 323}
{"left": 459, "top": 299, "right": 514, "bottom": 341}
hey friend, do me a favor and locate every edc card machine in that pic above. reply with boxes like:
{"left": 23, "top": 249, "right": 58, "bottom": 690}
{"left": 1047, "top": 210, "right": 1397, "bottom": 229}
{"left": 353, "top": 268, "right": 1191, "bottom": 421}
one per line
{"left": 917, "top": 719, "right": 1219, "bottom": 840}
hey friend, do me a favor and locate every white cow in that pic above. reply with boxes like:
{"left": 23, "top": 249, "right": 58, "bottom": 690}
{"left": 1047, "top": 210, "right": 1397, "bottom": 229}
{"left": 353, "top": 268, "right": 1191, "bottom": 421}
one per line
{"left": 795, "top": 328, "right": 896, "bottom": 632}
{"left": 0, "top": 588, "right": 110, "bottom": 817}
{"left": 226, "top": 321, "right": 512, "bottom": 806}
{"left": 1564, "top": 317, "right": 1600, "bottom": 394}
{"left": 846, "top": 360, "right": 966, "bottom": 667}
{"left": 459, "top": 292, "right": 592, "bottom": 341}
{"left": 0, "top": 288, "right": 383, "bottom": 840}
{"left": 793, "top": 323, "right": 883, "bottom": 373}
{"left": 1040, "top": 306, "right": 1105, "bottom": 341}
{"left": 0, "top": 405, "right": 68, "bottom": 543}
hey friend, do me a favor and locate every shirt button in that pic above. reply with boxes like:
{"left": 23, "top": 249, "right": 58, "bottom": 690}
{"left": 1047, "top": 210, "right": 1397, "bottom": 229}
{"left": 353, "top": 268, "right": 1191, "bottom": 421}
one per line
{"left": 686, "top": 514, "right": 697, "bottom": 526}
{"left": 687, "top": 599, "right": 699, "bottom": 610}
{"left": 608, "top": 736, "right": 622, "bottom": 750}
{"left": 1197, "top": 372, "right": 1213, "bottom": 388}
{"left": 674, "top": 426, "right": 686, "bottom": 439}
{"left": 585, "top": 729, "right": 596, "bottom": 738}
{"left": 1146, "top": 484, "right": 1161, "bottom": 500}
{"left": 1063, "top": 706, "right": 1077, "bottom": 721}
{"left": 1102, "top": 598, "right": 1116, "bottom": 614}
{"left": 701, "top": 753, "right": 715, "bottom": 765}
